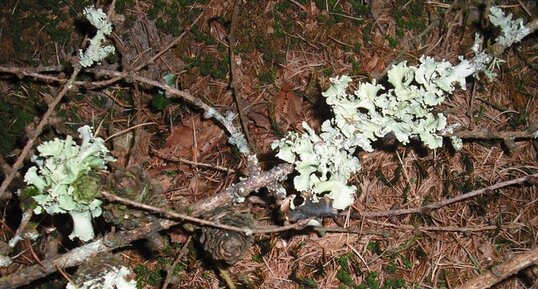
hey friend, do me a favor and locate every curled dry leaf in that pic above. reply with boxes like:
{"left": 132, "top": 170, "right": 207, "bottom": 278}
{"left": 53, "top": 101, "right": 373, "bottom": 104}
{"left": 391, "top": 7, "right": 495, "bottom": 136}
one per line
{"left": 275, "top": 81, "right": 303, "bottom": 130}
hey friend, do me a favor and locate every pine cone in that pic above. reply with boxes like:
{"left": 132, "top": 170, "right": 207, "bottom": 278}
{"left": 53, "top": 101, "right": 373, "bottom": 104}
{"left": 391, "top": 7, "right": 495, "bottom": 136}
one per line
{"left": 199, "top": 208, "right": 255, "bottom": 265}
{"left": 103, "top": 167, "right": 169, "bottom": 230}
{"left": 103, "top": 167, "right": 169, "bottom": 250}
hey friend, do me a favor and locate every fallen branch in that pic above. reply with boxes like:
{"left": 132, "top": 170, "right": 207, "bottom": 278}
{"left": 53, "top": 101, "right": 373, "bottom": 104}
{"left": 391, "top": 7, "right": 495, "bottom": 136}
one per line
{"left": 455, "top": 246, "right": 538, "bottom": 289}
{"left": 100, "top": 190, "right": 310, "bottom": 234}
{"left": 441, "top": 127, "right": 538, "bottom": 140}
{"left": 0, "top": 218, "right": 176, "bottom": 289}
{"left": 0, "top": 163, "right": 297, "bottom": 288}
{"left": 191, "top": 163, "right": 294, "bottom": 216}
{"left": 360, "top": 173, "right": 538, "bottom": 218}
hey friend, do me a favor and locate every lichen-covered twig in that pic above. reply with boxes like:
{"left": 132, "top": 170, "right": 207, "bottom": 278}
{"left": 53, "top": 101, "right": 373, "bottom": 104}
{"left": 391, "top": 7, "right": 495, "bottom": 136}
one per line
{"left": 488, "top": 18, "right": 538, "bottom": 57}
{"left": 440, "top": 127, "right": 538, "bottom": 140}
{"left": 0, "top": 188, "right": 309, "bottom": 288}
{"left": 455, "top": 246, "right": 538, "bottom": 289}
{"left": 0, "top": 218, "right": 176, "bottom": 289}
{"left": 192, "top": 163, "right": 294, "bottom": 216}
{"left": 360, "top": 173, "right": 538, "bottom": 218}
{"left": 100, "top": 189, "right": 309, "bottom": 234}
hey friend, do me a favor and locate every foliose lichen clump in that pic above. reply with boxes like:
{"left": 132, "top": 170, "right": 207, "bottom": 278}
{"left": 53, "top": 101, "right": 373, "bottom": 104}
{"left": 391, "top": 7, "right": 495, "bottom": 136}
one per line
{"left": 23, "top": 126, "right": 115, "bottom": 241}
{"left": 272, "top": 6, "right": 532, "bottom": 211}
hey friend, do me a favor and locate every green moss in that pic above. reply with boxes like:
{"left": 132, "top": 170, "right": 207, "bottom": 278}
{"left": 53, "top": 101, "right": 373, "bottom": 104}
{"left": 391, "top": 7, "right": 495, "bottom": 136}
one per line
{"left": 351, "top": 59, "right": 361, "bottom": 76}
{"left": 275, "top": 1, "right": 292, "bottom": 12}
{"left": 352, "top": 2, "right": 370, "bottom": 17}
{"left": 367, "top": 241, "right": 382, "bottom": 255}
{"left": 1, "top": 0, "right": 92, "bottom": 60}
{"left": 393, "top": 0, "right": 426, "bottom": 38}
{"left": 134, "top": 264, "right": 165, "bottom": 287}
{"left": 148, "top": 0, "right": 194, "bottom": 36}
{"left": 313, "top": 0, "right": 344, "bottom": 25}
{"left": 91, "top": 94, "right": 110, "bottom": 108}
{"left": 0, "top": 92, "right": 39, "bottom": 156}
{"left": 134, "top": 252, "right": 185, "bottom": 288}
{"left": 115, "top": 0, "right": 136, "bottom": 14}
{"left": 187, "top": 54, "right": 229, "bottom": 79}
{"left": 258, "top": 68, "right": 277, "bottom": 85}
{"left": 72, "top": 173, "right": 101, "bottom": 204}
{"left": 191, "top": 28, "right": 216, "bottom": 45}
{"left": 386, "top": 35, "right": 399, "bottom": 48}
{"left": 382, "top": 277, "right": 406, "bottom": 289}
{"left": 362, "top": 24, "right": 373, "bottom": 44}
{"left": 336, "top": 254, "right": 355, "bottom": 287}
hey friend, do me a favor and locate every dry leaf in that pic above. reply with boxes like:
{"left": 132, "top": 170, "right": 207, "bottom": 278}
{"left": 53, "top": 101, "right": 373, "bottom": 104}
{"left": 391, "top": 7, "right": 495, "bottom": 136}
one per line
{"left": 275, "top": 81, "right": 303, "bottom": 129}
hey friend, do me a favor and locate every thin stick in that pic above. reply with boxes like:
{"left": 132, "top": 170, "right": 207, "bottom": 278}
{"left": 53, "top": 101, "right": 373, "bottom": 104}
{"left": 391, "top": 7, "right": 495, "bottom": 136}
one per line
{"left": 131, "top": 12, "right": 204, "bottom": 72}
{"left": 0, "top": 65, "right": 81, "bottom": 199}
{"left": 227, "top": 0, "right": 254, "bottom": 154}
{"left": 360, "top": 173, "right": 538, "bottom": 218}
{"left": 151, "top": 149, "right": 235, "bottom": 174}
{"left": 365, "top": 219, "right": 524, "bottom": 232}
{"left": 455, "top": 246, "right": 538, "bottom": 289}
{"left": 8, "top": 209, "right": 33, "bottom": 247}
{"left": 100, "top": 191, "right": 251, "bottom": 233}
{"left": 161, "top": 237, "right": 191, "bottom": 289}
{"left": 100, "top": 190, "right": 311, "bottom": 234}
{"left": 440, "top": 127, "right": 538, "bottom": 140}
{"left": 104, "top": 122, "right": 156, "bottom": 142}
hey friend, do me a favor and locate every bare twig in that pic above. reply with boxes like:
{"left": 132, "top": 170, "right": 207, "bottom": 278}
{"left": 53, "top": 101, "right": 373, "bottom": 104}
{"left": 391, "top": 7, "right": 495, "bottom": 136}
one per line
{"left": 0, "top": 187, "right": 310, "bottom": 289}
{"left": 360, "top": 173, "right": 538, "bottom": 218}
{"left": 227, "top": 0, "right": 254, "bottom": 154}
{"left": 104, "top": 122, "right": 157, "bottom": 142}
{"left": 440, "top": 127, "right": 538, "bottom": 140}
{"left": 84, "top": 68, "right": 245, "bottom": 147}
{"left": 313, "top": 226, "right": 392, "bottom": 238}
{"left": 151, "top": 149, "right": 235, "bottom": 174}
{"left": 455, "top": 246, "right": 538, "bottom": 289}
{"left": 365, "top": 219, "right": 524, "bottom": 232}
{"left": 100, "top": 190, "right": 310, "bottom": 234}
{"left": 0, "top": 65, "right": 82, "bottom": 199}
{"left": 161, "top": 237, "right": 191, "bottom": 289}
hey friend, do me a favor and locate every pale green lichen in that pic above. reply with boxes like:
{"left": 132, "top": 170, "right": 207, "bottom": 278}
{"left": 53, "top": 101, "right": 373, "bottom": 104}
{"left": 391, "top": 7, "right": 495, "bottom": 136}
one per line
{"left": 24, "top": 126, "right": 115, "bottom": 241}
{"left": 272, "top": 7, "right": 531, "bottom": 211}
{"left": 489, "top": 6, "right": 530, "bottom": 47}
{"left": 79, "top": 6, "right": 115, "bottom": 67}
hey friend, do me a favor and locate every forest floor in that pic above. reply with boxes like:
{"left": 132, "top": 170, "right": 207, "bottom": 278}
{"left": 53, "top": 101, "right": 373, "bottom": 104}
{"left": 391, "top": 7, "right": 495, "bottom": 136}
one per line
{"left": 0, "top": 0, "right": 537, "bottom": 288}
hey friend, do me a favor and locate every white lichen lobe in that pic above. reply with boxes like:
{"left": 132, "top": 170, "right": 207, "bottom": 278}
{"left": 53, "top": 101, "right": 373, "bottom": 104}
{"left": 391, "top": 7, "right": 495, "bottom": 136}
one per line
{"left": 79, "top": 6, "right": 115, "bottom": 67}
{"left": 24, "top": 126, "right": 115, "bottom": 241}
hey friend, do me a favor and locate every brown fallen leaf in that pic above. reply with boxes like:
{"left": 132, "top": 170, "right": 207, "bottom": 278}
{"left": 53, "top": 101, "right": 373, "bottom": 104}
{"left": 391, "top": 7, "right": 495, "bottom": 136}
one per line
{"left": 275, "top": 81, "right": 303, "bottom": 130}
